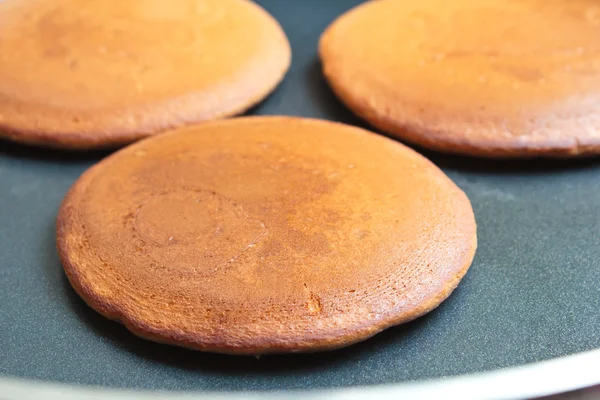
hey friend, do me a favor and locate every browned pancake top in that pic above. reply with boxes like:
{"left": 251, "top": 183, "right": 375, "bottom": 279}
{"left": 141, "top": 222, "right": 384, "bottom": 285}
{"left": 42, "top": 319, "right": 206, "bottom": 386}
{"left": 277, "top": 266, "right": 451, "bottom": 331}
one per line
{"left": 57, "top": 117, "right": 476, "bottom": 354}
{"left": 0, "top": 0, "right": 290, "bottom": 149}
{"left": 320, "top": 0, "right": 600, "bottom": 157}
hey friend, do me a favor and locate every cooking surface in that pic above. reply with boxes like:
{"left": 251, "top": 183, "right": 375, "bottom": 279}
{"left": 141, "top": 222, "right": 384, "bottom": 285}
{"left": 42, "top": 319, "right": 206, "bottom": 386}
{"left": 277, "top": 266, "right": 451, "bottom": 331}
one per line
{"left": 0, "top": 0, "right": 599, "bottom": 392}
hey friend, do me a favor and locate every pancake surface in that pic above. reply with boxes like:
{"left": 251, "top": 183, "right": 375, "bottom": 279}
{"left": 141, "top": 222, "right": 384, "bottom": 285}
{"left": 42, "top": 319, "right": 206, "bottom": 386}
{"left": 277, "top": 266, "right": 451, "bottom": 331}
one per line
{"left": 57, "top": 117, "right": 477, "bottom": 354}
{"left": 320, "top": 0, "right": 600, "bottom": 157}
{"left": 0, "top": 0, "right": 290, "bottom": 149}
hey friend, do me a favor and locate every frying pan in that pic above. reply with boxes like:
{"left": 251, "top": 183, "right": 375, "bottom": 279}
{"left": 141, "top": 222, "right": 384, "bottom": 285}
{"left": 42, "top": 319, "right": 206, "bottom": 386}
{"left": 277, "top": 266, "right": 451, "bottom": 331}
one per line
{"left": 0, "top": 1, "right": 599, "bottom": 399}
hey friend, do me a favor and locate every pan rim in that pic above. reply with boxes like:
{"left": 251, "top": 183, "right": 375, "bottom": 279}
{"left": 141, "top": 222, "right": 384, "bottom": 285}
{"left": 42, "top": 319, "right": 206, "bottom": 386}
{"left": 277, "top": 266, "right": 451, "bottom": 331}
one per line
{"left": 1, "top": 348, "right": 599, "bottom": 400}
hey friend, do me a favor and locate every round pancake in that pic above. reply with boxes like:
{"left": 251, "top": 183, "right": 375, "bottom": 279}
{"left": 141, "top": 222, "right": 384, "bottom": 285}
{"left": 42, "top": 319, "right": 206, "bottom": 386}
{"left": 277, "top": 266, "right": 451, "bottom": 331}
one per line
{"left": 0, "top": 0, "right": 290, "bottom": 150}
{"left": 57, "top": 116, "right": 477, "bottom": 354}
{"left": 319, "top": 0, "right": 600, "bottom": 158}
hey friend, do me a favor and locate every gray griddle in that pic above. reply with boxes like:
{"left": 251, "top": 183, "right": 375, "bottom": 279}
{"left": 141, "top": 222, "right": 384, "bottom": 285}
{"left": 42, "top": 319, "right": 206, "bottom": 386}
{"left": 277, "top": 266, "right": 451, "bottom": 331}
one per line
{"left": 0, "top": 0, "right": 599, "bottom": 398}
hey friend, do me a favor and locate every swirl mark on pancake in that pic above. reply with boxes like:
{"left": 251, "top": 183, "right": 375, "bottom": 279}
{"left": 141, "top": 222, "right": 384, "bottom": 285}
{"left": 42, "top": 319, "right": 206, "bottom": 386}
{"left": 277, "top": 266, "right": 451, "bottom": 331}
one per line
{"left": 132, "top": 189, "right": 267, "bottom": 276}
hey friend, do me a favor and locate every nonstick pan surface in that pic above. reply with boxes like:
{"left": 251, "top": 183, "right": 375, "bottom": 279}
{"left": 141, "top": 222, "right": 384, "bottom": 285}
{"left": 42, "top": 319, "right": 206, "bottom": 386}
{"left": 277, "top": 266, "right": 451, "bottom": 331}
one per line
{"left": 0, "top": 1, "right": 599, "bottom": 398}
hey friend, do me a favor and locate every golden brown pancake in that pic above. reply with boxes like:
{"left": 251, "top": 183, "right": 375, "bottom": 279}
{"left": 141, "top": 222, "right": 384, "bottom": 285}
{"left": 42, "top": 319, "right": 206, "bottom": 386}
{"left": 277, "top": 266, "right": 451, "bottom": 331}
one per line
{"left": 57, "top": 116, "right": 477, "bottom": 354}
{"left": 320, "top": 0, "right": 600, "bottom": 158}
{"left": 0, "top": 0, "right": 290, "bottom": 150}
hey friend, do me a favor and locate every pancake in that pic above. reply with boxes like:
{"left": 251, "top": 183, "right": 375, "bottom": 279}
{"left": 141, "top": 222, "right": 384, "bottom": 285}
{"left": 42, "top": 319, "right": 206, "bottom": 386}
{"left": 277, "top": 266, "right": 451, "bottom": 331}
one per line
{"left": 0, "top": 0, "right": 290, "bottom": 150}
{"left": 57, "top": 116, "right": 477, "bottom": 354}
{"left": 319, "top": 0, "right": 600, "bottom": 158}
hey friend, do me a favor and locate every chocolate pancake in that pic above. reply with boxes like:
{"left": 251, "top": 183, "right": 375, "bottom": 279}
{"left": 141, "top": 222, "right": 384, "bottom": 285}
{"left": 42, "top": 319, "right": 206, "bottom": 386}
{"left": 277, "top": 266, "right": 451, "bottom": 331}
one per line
{"left": 57, "top": 116, "right": 477, "bottom": 354}
{"left": 320, "top": 0, "right": 600, "bottom": 158}
{"left": 0, "top": 0, "right": 290, "bottom": 149}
